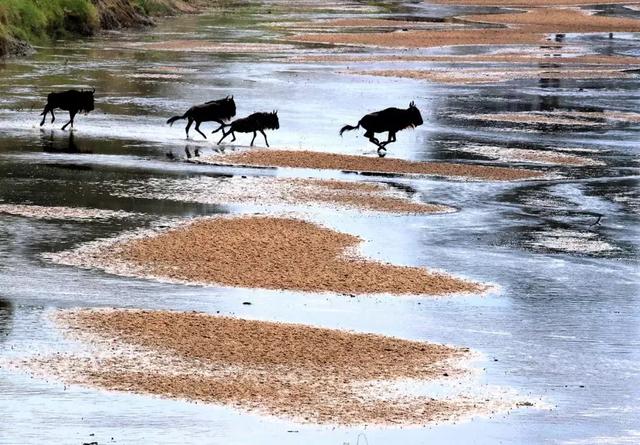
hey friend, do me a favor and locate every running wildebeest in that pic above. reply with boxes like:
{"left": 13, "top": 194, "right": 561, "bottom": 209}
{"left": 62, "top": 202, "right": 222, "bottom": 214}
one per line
{"left": 39, "top": 89, "right": 95, "bottom": 131}
{"left": 166, "top": 96, "right": 236, "bottom": 139}
{"left": 339, "top": 101, "right": 424, "bottom": 157}
{"left": 217, "top": 111, "right": 279, "bottom": 147}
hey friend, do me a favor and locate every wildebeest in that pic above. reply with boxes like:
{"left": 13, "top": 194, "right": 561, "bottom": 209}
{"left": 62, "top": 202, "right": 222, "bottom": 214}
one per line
{"left": 217, "top": 111, "right": 280, "bottom": 147}
{"left": 39, "top": 89, "right": 95, "bottom": 130}
{"left": 339, "top": 102, "right": 424, "bottom": 157}
{"left": 166, "top": 96, "right": 236, "bottom": 139}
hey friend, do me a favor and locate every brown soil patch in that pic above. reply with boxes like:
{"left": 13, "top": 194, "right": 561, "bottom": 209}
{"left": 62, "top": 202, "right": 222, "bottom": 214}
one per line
{"left": 118, "top": 176, "right": 449, "bottom": 214}
{"left": 200, "top": 149, "right": 545, "bottom": 181}
{"left": 291, "top": 28, "right": 547, "bottom": 49}
{"left": 463, "top": 7, "right": 640, "bottom": 33}
{"left": 134, "top": 40, "right": 294, "bottom": 53}
{"left": 21, "top": 308, "right": 520, "bottom": 425}
{"left": 428, "top": 0, "right": 640, "bottom": 6}
{"left": 351, "top": 67, "right": 630, "bottom": 84}
{"left": 49, "top": 216, "right": 486, "bottom": 296}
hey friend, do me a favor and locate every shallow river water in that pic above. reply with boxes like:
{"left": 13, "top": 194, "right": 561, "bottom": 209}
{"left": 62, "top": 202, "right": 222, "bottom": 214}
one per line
{"left": 0, "top": 1, "right": 639, "bottom": 444}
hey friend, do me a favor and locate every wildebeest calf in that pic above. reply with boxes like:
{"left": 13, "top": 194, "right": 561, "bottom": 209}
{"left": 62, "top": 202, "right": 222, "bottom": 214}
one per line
{"left": 40, "top": 89, "right": 95, "bottom": 130}
{"left": 166, "top": 96, "right": 236, "bottom": 139}
{"left": 339, "top": 101, "right": 424, "bottom": 157}
{"left": 217, "top": 111, "right": 279, "bottom": 147}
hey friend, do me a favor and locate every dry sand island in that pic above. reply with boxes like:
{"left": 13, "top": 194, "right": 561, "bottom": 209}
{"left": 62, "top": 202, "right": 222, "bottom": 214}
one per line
{"left": 19, "top": 309, "right": 526, "bottom": 425}
{"left": 199, "top": 149, "right": 546, "bottom": 181}
{"left": 48, "top": 215, "right": 487, "bottom": 296}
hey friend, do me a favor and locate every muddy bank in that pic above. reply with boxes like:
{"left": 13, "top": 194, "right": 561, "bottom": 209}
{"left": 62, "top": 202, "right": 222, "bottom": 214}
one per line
{"left": 17, "top": 308, "right": 528, "bottom": 425}
{"left": 199, "top": 149, "right": 546, "bottom": 181}
{"left": 47, "top": 216, "right": 487, "bottom": 296}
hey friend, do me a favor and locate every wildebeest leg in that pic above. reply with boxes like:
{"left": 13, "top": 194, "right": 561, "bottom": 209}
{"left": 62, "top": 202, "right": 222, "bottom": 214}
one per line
{"left": 250, "top": 131, "right": 257, "bottom": 147}
{"left": 40, "top": 107, "right": 49, "bottom": 126}
{"left": 218, "top": 129, "right": 235, "bottom": 145}
{"left": 380, "top": 131, "right": 396, "bottom": 147}
{"left": 61, "top": 110, "right": 77, "bottom": 131}
{"left": 194, "top": 121, "right": 207, "bottom": 140}
{"left": 260, "top": 130, "right": 269, "bottom": 148}
{"left": 364, "top": 129, "right": 381, "bottom": 147}
{"left": 185, "top": 119, "right": 193, "bottom": 139}
{"left": 50, "top": 109, "right": 56, "bottom": 124}
{"left": 211, "top": 120, "right": 225, "bottom": 134}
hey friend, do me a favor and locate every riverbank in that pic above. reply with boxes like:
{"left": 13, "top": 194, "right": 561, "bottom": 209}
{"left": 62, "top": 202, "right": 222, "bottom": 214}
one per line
{"left": 0, "top": 0, "right": 207, "bottom": 58}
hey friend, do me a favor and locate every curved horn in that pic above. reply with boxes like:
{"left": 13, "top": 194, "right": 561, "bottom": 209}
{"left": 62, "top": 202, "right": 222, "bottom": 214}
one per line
{"left": 92, "top": 88, "right": 96, "bottom": 93}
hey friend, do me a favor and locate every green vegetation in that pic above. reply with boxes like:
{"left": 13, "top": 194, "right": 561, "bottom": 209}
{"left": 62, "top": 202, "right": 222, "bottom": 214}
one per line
{"left": 0, "top": 0, "right": 100, "bottom": 45}
{"left": 0, "top": 0, "right": 202, "bottom": 56}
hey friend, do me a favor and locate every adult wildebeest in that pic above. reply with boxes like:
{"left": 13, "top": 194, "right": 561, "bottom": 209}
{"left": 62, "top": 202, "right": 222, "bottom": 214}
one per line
{"left": 39, "top": 89, "right": 95, "bottom": 131}
{"left": 339, "top": 102, "right": 424, "bottom": 157}
{"left": 217, "top": 111, "right": 279, "bottom": 147}
{"left": 166, "top": 96, "right": 236, "bottom": 139}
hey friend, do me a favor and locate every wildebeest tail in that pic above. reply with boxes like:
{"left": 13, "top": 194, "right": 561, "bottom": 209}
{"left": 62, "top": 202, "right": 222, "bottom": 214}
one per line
{"left": 339, "top": 123, "right": 360, "bottom": 136}
{"left": 166, "top": 113, "right": 187, "bottom": 126}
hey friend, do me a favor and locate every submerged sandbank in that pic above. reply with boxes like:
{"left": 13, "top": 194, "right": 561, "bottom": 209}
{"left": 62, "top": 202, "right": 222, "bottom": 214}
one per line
{"left": 113, "top": 176, "right": 450, "bottom": 215}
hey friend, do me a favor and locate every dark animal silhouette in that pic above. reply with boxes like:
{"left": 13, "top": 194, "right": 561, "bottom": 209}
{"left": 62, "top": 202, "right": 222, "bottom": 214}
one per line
{"left": 166, "top": 96, "right": 236, "bottom": 139}
{"left": 40, "top": 89, "right": 95, "bottom": 130}
{"left": 217, "top": 111, "right": 279, "bottom": 147}
{"left": 339, "top": 102, "right": 423, "bottom": 157}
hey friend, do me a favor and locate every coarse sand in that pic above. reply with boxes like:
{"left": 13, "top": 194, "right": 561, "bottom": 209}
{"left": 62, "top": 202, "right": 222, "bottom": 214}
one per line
{"left": 463, "top": 7, "right": 640, "bottom": 33}
{"left": 291, "top": 28, "right": 547, "bottom": 49}
{"left": 21, "top": 308, "right": 527, "bottom": 425}
{"left": 199, "top": 149, "right": 546, "bottom": 181}
{"left": 48, "top": 216, "right": 487, "bottom": 296}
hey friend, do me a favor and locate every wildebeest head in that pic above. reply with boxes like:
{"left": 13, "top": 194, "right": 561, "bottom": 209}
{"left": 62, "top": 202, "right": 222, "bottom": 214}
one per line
{"left": 220, "top": 95, "right": 236, "bottom": 120}
{"left": 80, "top": 88, "right": 95, "bottom": 113}
{"left": 267, "top": 111, "right": 280, "bottom": 130}
{"left": 408, "top": 101, "right": 423, "bottom": 128}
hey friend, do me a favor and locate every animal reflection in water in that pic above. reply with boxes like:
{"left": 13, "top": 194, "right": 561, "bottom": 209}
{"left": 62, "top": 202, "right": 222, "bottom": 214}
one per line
{"left": 0, "top": 297, "right": 14, "bottom": 341}
{"left": 167, "top": 96, "right": 236, "bottom": 139}
{"left": 39, "top": 89, "right": 95, "bottom": 130}
{"left": 40, "top": 130, "right": 91, "bottom": 154}
{"left": 340, "top": 102, "right": 423, "bottom": 157}
{"left": 217, "top": 111, "right": 280, "bottom": 147}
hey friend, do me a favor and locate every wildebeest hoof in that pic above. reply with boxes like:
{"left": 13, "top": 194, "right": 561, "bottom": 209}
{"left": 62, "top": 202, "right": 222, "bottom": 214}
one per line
{"left": 377, "top": 148, "right": 387, "bottom": 158}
